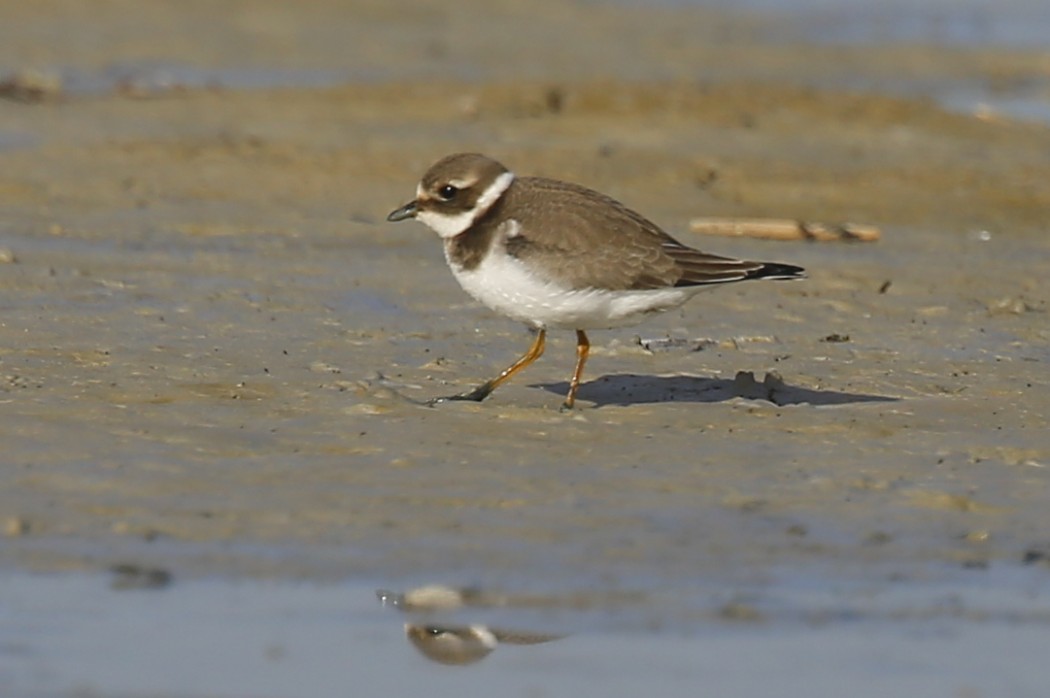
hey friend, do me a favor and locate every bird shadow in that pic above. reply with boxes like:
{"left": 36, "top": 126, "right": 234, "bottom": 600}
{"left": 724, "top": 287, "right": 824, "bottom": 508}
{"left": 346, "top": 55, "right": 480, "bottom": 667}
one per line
{"left": 534, "top": 371, "right": 897, "bottom": 408}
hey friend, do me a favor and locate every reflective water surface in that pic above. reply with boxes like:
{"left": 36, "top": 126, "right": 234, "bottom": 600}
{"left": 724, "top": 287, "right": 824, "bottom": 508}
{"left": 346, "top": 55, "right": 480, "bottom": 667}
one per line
{"left": 4, "top": 570, "right": 1050, "bottom": 697}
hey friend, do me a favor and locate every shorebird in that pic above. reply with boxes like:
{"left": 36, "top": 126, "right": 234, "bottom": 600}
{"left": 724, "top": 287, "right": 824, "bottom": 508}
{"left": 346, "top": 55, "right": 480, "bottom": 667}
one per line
{"left": 388, "top": 153, "right": 805, "bottom": 409}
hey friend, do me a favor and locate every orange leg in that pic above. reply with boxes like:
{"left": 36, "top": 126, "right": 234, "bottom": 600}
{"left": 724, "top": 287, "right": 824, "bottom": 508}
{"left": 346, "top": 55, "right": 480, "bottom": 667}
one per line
{"left": 432, "top": 329, "right": 546, "bottom": 404}
{"left": 562, "top": 330, "right": 590, "bottom": 410}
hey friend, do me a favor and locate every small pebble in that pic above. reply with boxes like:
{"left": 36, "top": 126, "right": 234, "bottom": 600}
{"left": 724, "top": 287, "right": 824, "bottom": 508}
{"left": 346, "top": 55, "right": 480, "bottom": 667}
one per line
{"left": 4, "top": 516, "right": 29, "bottom": 537}
{"left": 719, "top": 602, "right": 764, "bottom": 622}
{"left": 0, "top": 68, "right": 63, "bottom": 102}
{"left": 109, "top": 563, "right": 173, "bottom": 590}
{"left": 864, "top": 531, "right": 893, "bottom": 546}
{"left": 987, "top": 296, "right": 1033, "bottom": 315}
{"left": 1022, "top": 547, "right": 1050, "bottom": 567}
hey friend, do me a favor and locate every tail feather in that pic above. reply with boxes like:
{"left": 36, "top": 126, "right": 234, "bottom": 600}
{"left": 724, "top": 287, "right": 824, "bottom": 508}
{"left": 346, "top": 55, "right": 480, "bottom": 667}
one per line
{"left": 664, "top": 243, "right": 805, "bottom": 287}
{"left": 745, "top": 262, "right": 806, "bottom": 281}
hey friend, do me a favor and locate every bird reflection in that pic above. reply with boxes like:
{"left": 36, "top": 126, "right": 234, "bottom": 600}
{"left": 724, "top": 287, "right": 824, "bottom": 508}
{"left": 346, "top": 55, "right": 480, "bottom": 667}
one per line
{"left": 405, "top": 623, "right": 561, "bottom": 666}
{"left": 377, "top": 584, "right": 563, "bottom": 666}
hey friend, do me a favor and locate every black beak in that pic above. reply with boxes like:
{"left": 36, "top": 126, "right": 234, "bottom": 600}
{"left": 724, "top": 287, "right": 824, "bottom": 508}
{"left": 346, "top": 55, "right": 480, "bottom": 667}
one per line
{"left": 387, "top": 201, "right": 418, "bottom": 222}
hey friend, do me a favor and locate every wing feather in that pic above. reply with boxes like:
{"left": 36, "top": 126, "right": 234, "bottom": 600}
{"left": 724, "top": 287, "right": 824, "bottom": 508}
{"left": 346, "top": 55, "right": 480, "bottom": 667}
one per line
{"left": 495, "top": 177, "right": 803, "bottom": 291}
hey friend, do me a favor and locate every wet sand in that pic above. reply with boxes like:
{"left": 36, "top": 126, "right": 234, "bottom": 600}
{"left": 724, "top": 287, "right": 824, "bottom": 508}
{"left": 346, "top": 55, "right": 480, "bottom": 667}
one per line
{"left": 1, "top": 0, "right": 1049, "bottom": 596}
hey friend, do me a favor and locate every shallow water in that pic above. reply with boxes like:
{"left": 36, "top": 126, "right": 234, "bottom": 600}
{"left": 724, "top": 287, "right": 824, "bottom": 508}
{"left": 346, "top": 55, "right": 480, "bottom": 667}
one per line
{"left": 4, "top": 569, "right": 1050, "bottom": 697}
{"left": 652, "top": 0, "right": 1050, "bottom": 122}
{"left": 691, "top": 0, "right": 1050, "bottom": 47}
{"left": 4, "top": 1, "right": 1050, "bottom": 125}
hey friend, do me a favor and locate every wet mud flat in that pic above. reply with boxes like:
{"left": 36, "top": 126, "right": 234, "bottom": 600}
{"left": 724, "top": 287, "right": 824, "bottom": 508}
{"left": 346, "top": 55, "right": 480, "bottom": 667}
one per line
{"left": 1, "top": 2, "right": 1050, "bottom": 688}
{"left": 3, "top": 74, "right": 1047, "bottom": 581}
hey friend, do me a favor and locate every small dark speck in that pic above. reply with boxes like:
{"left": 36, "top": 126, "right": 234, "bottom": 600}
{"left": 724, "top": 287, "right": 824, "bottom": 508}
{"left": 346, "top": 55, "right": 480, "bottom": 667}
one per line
{"left": 864, "top": 531, "right": 892, "bottom": 545}
{"left": 878, "top": 280, "right": 892, "bottom": 294}
{"left": 1022, "top": 548, "right": 1050, "bottom": 566}
{"left": 109, "top": 563, "right": 172, "bottom": 590}
{"left": 695, "top": 168, "right": 719, "bottom": 190}
{"left": 545, "top": 86, "right": 565, "bottom": 114}
{"left": 821, "top": 333, "right": 851, "bottom": 343}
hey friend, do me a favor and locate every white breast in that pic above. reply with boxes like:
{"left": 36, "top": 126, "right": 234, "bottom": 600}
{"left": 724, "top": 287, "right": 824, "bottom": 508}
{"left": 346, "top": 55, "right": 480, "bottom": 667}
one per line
{"left": 445, "top": 227, "right": 695, "bottom": 330}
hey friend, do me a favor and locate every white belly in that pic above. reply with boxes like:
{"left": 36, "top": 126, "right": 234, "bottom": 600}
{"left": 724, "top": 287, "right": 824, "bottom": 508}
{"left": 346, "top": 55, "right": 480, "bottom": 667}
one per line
{"left": 447, "top": 247, "right": 695, "bottom": 330}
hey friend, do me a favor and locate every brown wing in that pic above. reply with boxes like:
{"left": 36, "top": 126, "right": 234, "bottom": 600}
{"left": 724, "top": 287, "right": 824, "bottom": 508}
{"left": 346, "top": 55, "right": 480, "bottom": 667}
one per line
{"left": 493, "top": 177, "right": 795, "bottom": 291}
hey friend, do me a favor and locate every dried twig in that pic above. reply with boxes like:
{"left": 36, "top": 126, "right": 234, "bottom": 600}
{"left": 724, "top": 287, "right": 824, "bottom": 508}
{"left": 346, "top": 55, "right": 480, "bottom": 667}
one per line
{"left": 689, "top": 217, "right": 880, "bottom": 242}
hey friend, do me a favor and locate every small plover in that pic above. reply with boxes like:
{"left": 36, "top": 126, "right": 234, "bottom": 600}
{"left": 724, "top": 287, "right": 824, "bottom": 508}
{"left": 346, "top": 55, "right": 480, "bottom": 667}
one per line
{"left": 388, "top": 153, "right": 805, "bottom": 409}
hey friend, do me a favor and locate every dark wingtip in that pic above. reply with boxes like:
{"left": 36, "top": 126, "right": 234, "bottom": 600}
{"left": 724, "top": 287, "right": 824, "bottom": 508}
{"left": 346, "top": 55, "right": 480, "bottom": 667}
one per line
{"left": 747, "top": 262, "right": 806, "bottom": 281}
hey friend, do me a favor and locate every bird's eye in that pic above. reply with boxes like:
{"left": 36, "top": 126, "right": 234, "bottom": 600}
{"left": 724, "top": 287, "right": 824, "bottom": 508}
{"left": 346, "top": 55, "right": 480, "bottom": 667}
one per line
{"left": 438, "top": 184, "right": 458, "bottom": 200}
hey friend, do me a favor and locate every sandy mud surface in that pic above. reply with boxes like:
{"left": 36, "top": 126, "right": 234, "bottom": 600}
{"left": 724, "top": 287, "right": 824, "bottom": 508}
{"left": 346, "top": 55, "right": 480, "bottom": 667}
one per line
{"left": 1, "top": 0, "right": 1049, "bottom": 596}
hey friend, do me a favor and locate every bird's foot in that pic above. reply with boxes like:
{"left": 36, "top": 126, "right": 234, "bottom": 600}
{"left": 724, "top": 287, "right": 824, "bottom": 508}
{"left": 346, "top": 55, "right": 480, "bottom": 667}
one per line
{"left": 559, "top": 397, "right": 580, "bottom": 413}
{"left": 425, "top": 384, "right": 494, "bottom": 406}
